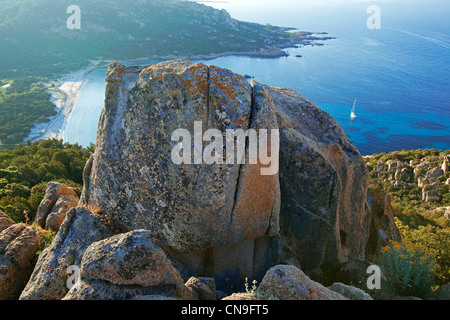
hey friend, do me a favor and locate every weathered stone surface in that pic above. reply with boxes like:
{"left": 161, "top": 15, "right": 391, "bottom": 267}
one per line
{"left": 269, "top": 85, "right": 371, "bottom": 272}
{"left": 185, "top": 277, "right": 216, "bottom": 300}
{"left": 76, "top": 60, "right": 282, "bottom": 290}
{"left": 328, "top": 282, "right": 373, "bottom": 300}
{"left": 63, "top": 278, "right": 190, "bottom": 300}
{"left": 81, "top": 230, "right": 184, "bottom": 287}
{"left": 64, "top": 230, "right": 193, "bottom": 300}
{"left": 256, "top": 265, "right": 348, "bottom": 300}
{"left": 34, "top": 182, "right": 79, "bottom": 229}
{"left": 0, "top": 210, "right": 14, "bottom": 233}
{"left": 80, "top": 60, "right": 280, "bottom": 252}
{"left": 0, "top": 224, "right": 43, "bottom": 300}
{"left": 365, "top": 188, "right": 402, "bottom": 262}
{"left": 20, "top": 208, "right": 114, "bottom": 300}
{"left": 222, "top": 293, "right": 259, "bottom": 300}
{"left": 45, "top": 195, "right": 79, "bottom": 232}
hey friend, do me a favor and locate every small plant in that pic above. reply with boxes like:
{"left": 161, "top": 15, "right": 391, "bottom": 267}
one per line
{"left": 36, "top": 227, "right": 56, "bottom": 256}
{"left": 244, "top": 277, "right": 258, "bottom": 295}
{"left": 381, "top": 239, "right": 437, "bottom": 298}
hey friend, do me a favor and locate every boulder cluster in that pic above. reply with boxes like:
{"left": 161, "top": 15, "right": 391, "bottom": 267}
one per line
{"left": 1, "top": 60, "right": 403, "bottom": 300}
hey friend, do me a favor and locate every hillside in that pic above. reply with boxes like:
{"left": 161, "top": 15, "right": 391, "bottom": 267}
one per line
{"left": 0, "top": 0, "right": 331, "bottom": 149}
{"left": 0, "top": 0, "right": 330, "bottom": 78}
{"left": 365, "top": 149, "right": 450, "bottom": 285}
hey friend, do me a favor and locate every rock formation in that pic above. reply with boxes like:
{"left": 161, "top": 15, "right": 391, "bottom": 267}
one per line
{"left": 273, "top": 85, "right": 371, "bottom": 273}
{"left": 0, "top": 210, "right": 14, "bottom": 233}
{"left": 255, "top": 265, "right": 347, "bottom": 300}
{"left": 64, "top": 230, "right": 193, "bottom": 300}
{"left": 20, "top": 208, "right": 115, "bottom": 300}
{"left": 365, "top": 188, "right": 402, "bottom": 262}
{"left": 0, "top": 224, "right": 43, "bottom": 299}
{"left": 16, "top": 59, "right": 400, "bottom": 300}
{"left": 34, "top": 182, "right": 79, "bottom": 231}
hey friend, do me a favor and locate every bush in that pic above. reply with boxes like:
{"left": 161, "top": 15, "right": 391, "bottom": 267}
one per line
{"left": 381, "top": 239, "right": 437, "bottom": 298}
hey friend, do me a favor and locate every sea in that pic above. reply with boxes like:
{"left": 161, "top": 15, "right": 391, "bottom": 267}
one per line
{"left": 61, "top": 0, "right": 450, "bottom": 155}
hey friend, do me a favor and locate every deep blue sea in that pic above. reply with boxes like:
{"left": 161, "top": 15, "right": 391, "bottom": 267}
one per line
{"left": 62, "top": 0, "right": 450, "bottom": 155}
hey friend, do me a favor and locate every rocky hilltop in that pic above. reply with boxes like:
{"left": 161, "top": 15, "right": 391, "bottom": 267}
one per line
{"left": 366, "top": 150, "right": 450, "bottom": 207}
{"left": 2, "top": 60, "right": 400, "bottom": 300}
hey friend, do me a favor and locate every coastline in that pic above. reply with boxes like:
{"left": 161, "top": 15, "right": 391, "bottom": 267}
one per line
{"left": 25, "top": 64, "right": 98, "bottom": 143}
{"left": 25, "top": 32, "right": 333, "bottom": 144}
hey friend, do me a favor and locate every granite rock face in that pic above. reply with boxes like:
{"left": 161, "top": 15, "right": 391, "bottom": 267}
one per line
{"left": 34, "top": 182, "right": 79, "bottom": 231}
{"left": 270, "top": 86, "right": 371, "bottom": 272}
{"left": 78, "top": 60, "right": 281, "bottom": 289}
{"left": 0, "top": 224, "right": 43, "bottom": 300}
{"left": 365, "top": 188, "right": 402, "bottom": 262}
{"left": 64, "top": 230, "right": 193, "bottom": 300}
{"left": 75, "top": 59, "right": 374, "bottom": 285}
{"left": 20, "top": 208, "right": 114, "bottom": 300}
{"left": 80, "top": 60, "right": 280, "bottom": 252}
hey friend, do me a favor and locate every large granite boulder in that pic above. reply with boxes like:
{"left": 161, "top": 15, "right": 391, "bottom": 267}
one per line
{"left": 80, "top": 60, "right": 280, "bottom": 251}
{"left": 79, "top": 60, "right": 281, "bottom": 290}
{"left": 0, "top": 224, "right": 44, "bottom": 300}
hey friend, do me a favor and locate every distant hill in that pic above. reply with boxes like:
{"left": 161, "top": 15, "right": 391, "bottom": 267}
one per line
{"left": 0, "top": 0, "right": 327, "bottom": 78}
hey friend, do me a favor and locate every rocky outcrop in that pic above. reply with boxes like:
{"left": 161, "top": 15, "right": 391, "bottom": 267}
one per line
{"left": 0, "top": 224, "right": 44, "bottom": 300}
{"left": 64, "top": 230, "right": 193, "bottom": 300}
{"left": 0, "top": 210, "right": 14, "bottom": 233}
{"left": 328, "top": 282, "right": 373, "bottom": 300}
{"left": 368, "top": 152, "right": 450, "bottom": 204}
{"left": 78, "top": 60, "right": 281, "bottom": 290}
{"left": 185, "top": 277, "right": 216, "bottom": 300}
{"left": 34, "top": 182, "right": 79, "bottom": 231}
{"left": 80, "top": 60, "right": 280, "bottom": 249}
{"left": 365, "top": 188, "right": 402, "bottom": 262}
{"left": 255, "top": 265, "right": 347, "bottom": 300}
{"left": 75, "top": 59, "right": 371, "bottom": 288}
{"left": 16, "top": 59, "right": 387, "bottom": 300}
{"left": 272, "top": 86, "right": 371, "bottom": 272}
{"left": 20, "top": 208, "right": 114, "bottom": 300}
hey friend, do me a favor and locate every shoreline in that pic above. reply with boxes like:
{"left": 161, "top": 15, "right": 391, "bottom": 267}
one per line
{"left": 25, "top": 32, "right": 333, "bottom": 144}
{"left": 25, "top": 64, "right": 99, "bottom": 143}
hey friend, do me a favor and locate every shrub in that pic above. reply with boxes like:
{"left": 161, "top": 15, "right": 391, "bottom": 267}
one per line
{"left": 381, "top": 239, "right": 437, "bottom": 298}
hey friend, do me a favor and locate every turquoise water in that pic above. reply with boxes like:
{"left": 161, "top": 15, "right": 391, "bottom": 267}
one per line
{"left": 63, "top": 0, "right": 450, "bottom": 155}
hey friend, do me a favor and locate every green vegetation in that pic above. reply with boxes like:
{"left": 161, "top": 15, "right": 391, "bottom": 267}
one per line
{"left": 244, "top": 277, "right": 258, "bottom": 295}
{"left": 0, "top": 77, "right": 56, "bottom": 146}
{"left": 0, "top": 139, "right": 92, "bottom": 224}
{"left": 381, "top": 239, "right": 437, "bottom": 298}
{"left": 366, "top": 149, "right": 450, "bottom": 286}
{"left": 35, "top": 227, "right": 56, "bottom": 256}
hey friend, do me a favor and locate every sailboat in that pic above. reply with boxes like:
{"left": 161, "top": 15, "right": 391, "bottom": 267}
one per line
{"left": 350, "top": 99, "right": 357, "bottom": 120}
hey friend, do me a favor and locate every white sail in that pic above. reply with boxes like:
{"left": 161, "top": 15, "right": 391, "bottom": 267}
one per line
{"left": 350, "top": 99, "right": 357, "bottom": 120}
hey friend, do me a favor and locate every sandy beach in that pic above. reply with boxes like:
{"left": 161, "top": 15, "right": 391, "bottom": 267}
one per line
{"left": 26, "top": 66, "right": 95, "bottom": 143}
